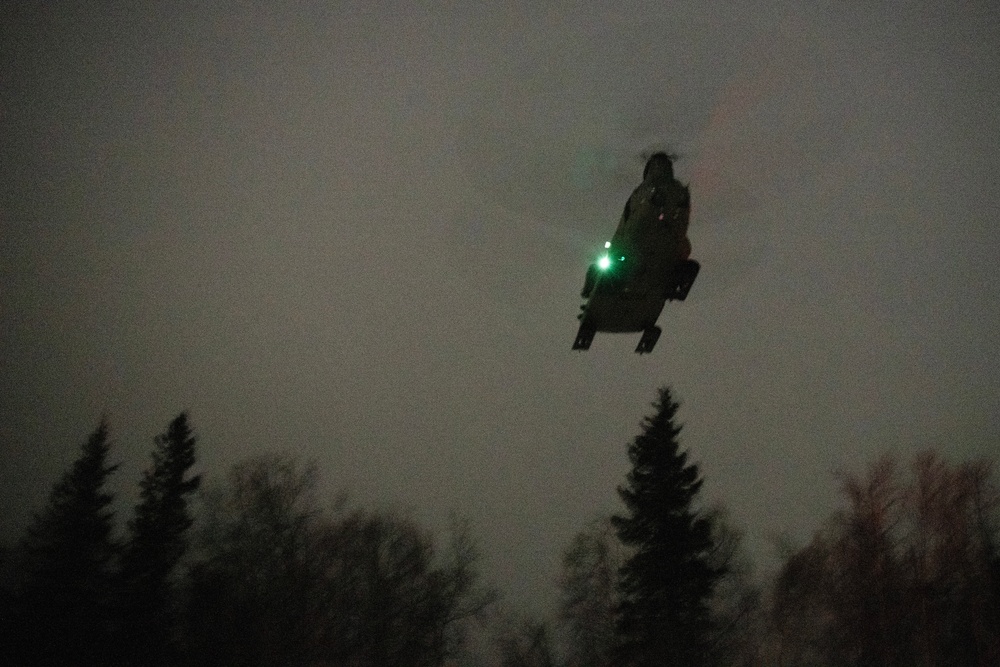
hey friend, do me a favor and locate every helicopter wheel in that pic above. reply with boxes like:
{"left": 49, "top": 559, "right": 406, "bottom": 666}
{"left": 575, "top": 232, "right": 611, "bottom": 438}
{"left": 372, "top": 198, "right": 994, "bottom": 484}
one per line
{"left": 635, "top": 325, "right": 662, "bottom": 354}
{"left": 668, "top": 260, "right": 700, "bottom": 301}
{"left": 573, "top": 323, "right": 596, "bottom": 351}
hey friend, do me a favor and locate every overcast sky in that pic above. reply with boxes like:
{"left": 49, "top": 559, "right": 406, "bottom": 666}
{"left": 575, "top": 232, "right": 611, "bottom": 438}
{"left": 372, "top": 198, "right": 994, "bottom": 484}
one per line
{"left": 3, "top": 1, "right": 999, "bottom": 614}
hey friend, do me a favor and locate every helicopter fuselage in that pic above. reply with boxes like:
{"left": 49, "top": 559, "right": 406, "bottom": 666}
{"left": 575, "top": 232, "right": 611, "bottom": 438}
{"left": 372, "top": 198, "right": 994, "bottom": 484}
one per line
{"left": 574, "top": 157, "right": 698, "bottom": 353}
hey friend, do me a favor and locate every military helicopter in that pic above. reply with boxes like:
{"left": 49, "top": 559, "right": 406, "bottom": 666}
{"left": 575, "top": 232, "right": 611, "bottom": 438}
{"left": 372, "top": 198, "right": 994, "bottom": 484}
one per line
{"left": 573, "top": 152, "right": 699, "bottom": 354}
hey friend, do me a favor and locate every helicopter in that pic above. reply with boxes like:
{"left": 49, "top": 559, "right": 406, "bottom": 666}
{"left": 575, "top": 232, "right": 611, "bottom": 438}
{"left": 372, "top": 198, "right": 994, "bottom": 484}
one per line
{"left": 573, "top": 152, "right": 699, "bottom": 354}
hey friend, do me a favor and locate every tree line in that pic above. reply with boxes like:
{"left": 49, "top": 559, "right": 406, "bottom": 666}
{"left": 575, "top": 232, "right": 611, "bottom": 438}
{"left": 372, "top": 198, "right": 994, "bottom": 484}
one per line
{"left": 1, "top": 390, "right": 997, "bottom": 666}
{"left": 0, "top": 414, "right": 494, "bottom": 667}
{"left": 495, "top": 388, "right": 998, "bottom": 666}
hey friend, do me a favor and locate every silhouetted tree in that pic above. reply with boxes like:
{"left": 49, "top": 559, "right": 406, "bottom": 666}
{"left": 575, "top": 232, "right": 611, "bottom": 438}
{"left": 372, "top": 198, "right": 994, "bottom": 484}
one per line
{"left": 965, "top": 458, "right": 1000, "bottom": 662}
{"left": 766, "top": 457, "right": 909, "bottom": 666}
{"left": 611, "top": 387, "right": 724, "bottom": 667}
{"left": 768, "top": 535, "right": 835, "bottom": 665}
{"left": 120, "top": 412, "right": 201, "bottom": 665}
{"left": 308, "top": 507, "right": 496, "bottom": 666}
{"left": 0, "top": 542, "right": 15, "bottom": 665}
{"left": 767, "top": 451, "right": 1000, "bottom": 666}
{"left": 328, "top": 512, "right": 464, "bottom": 665}
{"left": 703, "top": 507, "right": 763, "bottom": 666}
{"left": 185, "top": 455, "right": 325, "bottom": 667}
{"left": 184, "top": 454, "right": 494, "bottom": 667}
{"left": 836, "top": 456, "right": 910, "bottom": 664}
{"left": 899, "top": 453, "right": 999, "bottom": 665}
{"left": 427, "top": 514, "right": 499, "bottom": 662}
{"left": 10, "top": 419, "right": 119, "bottom": 666}
{"left": 497, "top": 618, "right": 559, "bottom": 667}
{"left": 559, "top": 509, "right": 759, "bottom": 667}
{"left": 558, "top": 518, "right": 620, "bottom": 667}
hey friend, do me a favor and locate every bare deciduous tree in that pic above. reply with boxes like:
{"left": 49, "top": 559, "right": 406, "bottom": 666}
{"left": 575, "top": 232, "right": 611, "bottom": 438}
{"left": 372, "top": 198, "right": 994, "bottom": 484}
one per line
{"left": 558, "top": 517, "right": 620, "bottom": 667}
{"left": 184, "top": 454, "right": 495, "bottom": 667}
{"left": 704, "top": 507, "right": 763, "bottom": 666}
{"left": 768, "top": 451, "right": 1000, "bottom": 667}
{"left": 497, "top": 617, "right": 559, "bottom": 667}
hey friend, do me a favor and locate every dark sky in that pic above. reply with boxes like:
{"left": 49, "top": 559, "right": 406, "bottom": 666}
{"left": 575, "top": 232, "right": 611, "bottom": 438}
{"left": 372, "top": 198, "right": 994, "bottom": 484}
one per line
{"left": 3, "top": 1, "right": 999, "bottom": 614}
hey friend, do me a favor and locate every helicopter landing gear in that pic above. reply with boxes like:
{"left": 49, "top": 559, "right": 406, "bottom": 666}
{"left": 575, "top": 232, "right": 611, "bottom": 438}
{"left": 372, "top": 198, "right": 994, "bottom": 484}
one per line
{"left": 665, "top": 259, "right": 700, "bottom": 301}
{"left": 635, "top": 325, "right": 661, "bottom": 354}
{"left": 581, "top": 264, "right": 597, "bottom": 298}
{"left": 573, "top": 322, "right": 596, "bottom": 351}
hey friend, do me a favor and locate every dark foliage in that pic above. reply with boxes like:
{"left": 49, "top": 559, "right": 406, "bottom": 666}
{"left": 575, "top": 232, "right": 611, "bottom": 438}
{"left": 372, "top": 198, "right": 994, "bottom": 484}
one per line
{"left": 8, "top": 420, "right": 119, "bottom": 666}
{"left": 767, "top": 452, "right": 1000, "bottom": 666}
{"left": 498, "top": 619, "right": 558, "bottom": 667}
{"left": 558, "top": 518, "right": 619, "bottom": 667}
{"left": 119, "top": 412, "right": 201, "bottom": 665}
{"left": 184, "top": 456, "right": 331, "bottom": 666}
{"left": 611, "top": 387, "right": 724, "bottom": 667}
{"left": 184, "top": 454, "right": 494, "bottom": 667}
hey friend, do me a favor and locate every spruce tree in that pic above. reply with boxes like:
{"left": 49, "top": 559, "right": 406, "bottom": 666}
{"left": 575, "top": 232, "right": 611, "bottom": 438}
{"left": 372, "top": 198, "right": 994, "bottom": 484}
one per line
{"left": 13, "top": 419, "right": 119, "bottom": 666}
{"left": 611, "top": 387, "right": 723, "bottom": 666}
{"left": 120, "top": 412, "right": 201, "bottom": 664}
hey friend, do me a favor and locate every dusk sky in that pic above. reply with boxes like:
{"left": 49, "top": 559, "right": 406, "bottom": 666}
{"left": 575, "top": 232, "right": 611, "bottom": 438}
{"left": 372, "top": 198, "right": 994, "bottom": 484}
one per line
{"left": 2, "top": 1, "right": 998, "bottom": 614}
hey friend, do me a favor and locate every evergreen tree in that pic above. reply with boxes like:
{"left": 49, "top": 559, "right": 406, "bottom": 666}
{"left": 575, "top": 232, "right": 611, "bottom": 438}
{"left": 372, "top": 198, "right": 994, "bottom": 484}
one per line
{"left": 120, "top": 412, "right": 201, "bottom": 664}
{"left": 611, "top": 387, "right": 723, "bottom": 667}
{"left": 12, "top": 419, "right": 119, "bottom": 666}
